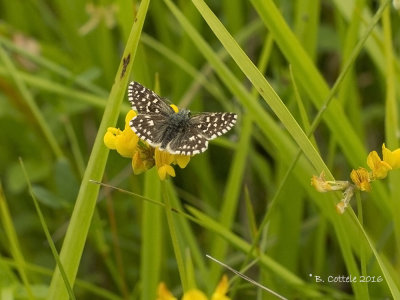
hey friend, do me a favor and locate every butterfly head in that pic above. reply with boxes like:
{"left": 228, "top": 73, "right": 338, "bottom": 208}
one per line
{"left": 176, "top": 108, "right": 191, "bottom": 118}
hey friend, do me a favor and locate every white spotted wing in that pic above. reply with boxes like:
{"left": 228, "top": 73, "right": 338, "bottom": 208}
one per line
{"left": 128, "top": 81, "right": 237, "bottom": 156}
{"left": 128, "top": 81, "right": 174, "bottom": 115}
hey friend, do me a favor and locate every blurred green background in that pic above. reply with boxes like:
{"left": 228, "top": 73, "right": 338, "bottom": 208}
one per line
{"left": 1, "top": 0, "right": 400, "bottom": 299}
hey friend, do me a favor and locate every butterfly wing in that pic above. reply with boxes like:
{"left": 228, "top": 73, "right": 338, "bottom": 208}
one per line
{"left": 165, "top": 126, "right": 209, "bottom": 155}
{"left": 189, "top": 112, "right": 237, "bottom": 140}
{"left": 165, "top": 112, "right": 237, "bottom": 155}
{"left": 129, "top": 114, "right": 168, "bottom": 148}
{"left": 128, "top": 81, "right": 174, "bottom": 116}
{"left": 128, "top": 82, "right": 237, "bottom": 156}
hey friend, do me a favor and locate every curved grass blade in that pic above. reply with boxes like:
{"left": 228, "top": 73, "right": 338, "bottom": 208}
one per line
{"left": 46, "top": 1, "right": 150, "bottom": 299}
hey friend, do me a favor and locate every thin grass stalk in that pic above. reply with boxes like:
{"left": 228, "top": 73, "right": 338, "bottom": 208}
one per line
{"left": 0, "top": 183, "right": 35, "bottom": 300}
{"left": 238, "top": 0, "right": 391, "bottom": 295}
{"left": 356, "top": 192, "right": 369, "bottom": 299}
{"left": 348, "top": 209, "right": 400, "bottom": 298}
{"left": 250, "top": 0, "right": 368, "bottom": 169}
{"left": 187, "top": 207, "right": 323, "bottom": 298}
{"left": 333, "top": 0, "right": 400, "bottom": 77}
{"left": 192, "top": 0, "right": 395, "bottom": 297}
{"left": 19, "top": 159, "right": 75, "bottom": 300}
{"left": 192, "top": 0, "right": 327, "bottom": 175}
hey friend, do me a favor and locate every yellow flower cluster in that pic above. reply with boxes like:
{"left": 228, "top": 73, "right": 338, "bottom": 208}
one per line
{"left": 104, "top": 109, "right": 190, "bottom": 180}
{"left": 311, "top": 144, "right": 400, "bottom": 214}
{"left": 157, "top": 275, "right": 230, "bottom": 300}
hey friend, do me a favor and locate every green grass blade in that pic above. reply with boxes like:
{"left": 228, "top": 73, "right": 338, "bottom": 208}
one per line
{"left": 187, "top": 206, "right": 322, "bottom": 299}
{"left": 163, "top": 0, "right": 319, "bottom": 185}
{"left": 19, "top": 158, "right": 75, "bottom": 300}
{"left": 333, "top": 0, "right": 400, "bottom": 78}
{"left": 140, "top": 169, "right": 162, "bottom": 299}
{"left": 192, "top": 0, "right": 327, "bottom": 175}
{"left": 381, "top": 0, "right": 400, "bottom": 260}
{"left": 46, "top": 1, "right": 150, "bottom": 299}
{"left": 0, "top": 182, "right": 35, "bottom": 300}
{"left": 293, "top": 0, "right": 320, "bottom": 60}
{"left": 166, "top": 181, "right": 209, "bottom": 293}
{"left": 162, "top": 180, "right": 188, "bottom": 292}
{"left": 209, "top": 115, "right": 252, "bottom": 284}
{"left": 349, "top": 209, "right": 400, "bottom": 298}
{"left": 249, "top": 0, "right": 371, "bottom": 169}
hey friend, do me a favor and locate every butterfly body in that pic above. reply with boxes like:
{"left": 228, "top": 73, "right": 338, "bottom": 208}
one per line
{"left": 160, "top": 109, "right": 191, "bottom": 149}
{"left": 128, "top": 81, "right": 237, "bottom": 156}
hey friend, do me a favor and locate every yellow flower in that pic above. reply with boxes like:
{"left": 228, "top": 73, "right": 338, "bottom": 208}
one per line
{"left": 367, "top": 150, "right": 392, "bottom": 180}
{"left": 211, "top": 275, "right": 229, "bottom": 300}
{"left": 156, "top": 276, "right": 230, "bottom": 300}
{"left": 131, "top": 144, "right": 155, "bottom": 174}
{"left": 155, "top": 148, "right": 176, "bottom": 180}
{"left": 104, "top": 110, "right": 139, "bottom": 157}
{"left": 104, "top": 107, "right": 191, "bottom": 180}
{"left": 311, "top": 172, "right": 349, "bottom": 192}
{"left": 350, "top": 168, "right": 371, "bottom": 192}
{"left": 114, "top": 127, "right": 139, "bottom": 157}
{"left": 312, "top": 143, "right": 400, "bottom": 214}
{"left": 104, "top": 127, "right": 122, "bottom": 150}
{"left": 157, "top": 282, "right": 178, "bottom": 300}
{"left": 182, "top": 290, "right": 208, "bottom": 300}
{"left": 382, "top": 143, "right": 400, "bottom": 170}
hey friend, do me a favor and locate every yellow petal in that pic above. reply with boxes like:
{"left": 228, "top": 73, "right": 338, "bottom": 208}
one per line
{"left": 131, "top": 145, "right": 155, "bottom": 174}
{"left": 156, "top": 282, "right": 177, "bottom": 300}
{"left": 104, "top": 127, "right": 122, "bottom": 150}
{"left": 174, "top": 154, "right": 191, "bottom": 168}
{"left": 124, "top": 110, "right": 137, "bottom": 129}
{"left": 155, "top": 148, "right": 177, "bottom": 180}
{"left": 211, "top": 275, "right": 230, "bottom": 300}
{"left": 158, "top": 165, "right": 176, "bottom": 180}
{"left": 367, "top": 151, "right": 391, "bottom": 179}
{"left": 382, "top": 143, "right": 400, "bottom": 170}
{"left": 350, "top": 168, "right": 371, "bottom": 192}
{"left": 182, "top": 290, "right": 208, "bottom": 300}
{"left": 115, "top": 129, "right": 138, "bottom": 157}
{"left": 155, "top": 148, "right": 174, "bottom": 167}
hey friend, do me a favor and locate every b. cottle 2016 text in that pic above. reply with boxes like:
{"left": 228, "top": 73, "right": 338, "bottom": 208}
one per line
{"left": 311, "top": 275, "right": 383, "bottom": 283}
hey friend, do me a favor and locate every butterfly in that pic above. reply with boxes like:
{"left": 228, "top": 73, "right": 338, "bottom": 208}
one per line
{"left": 128, "top": 81, "right": 237, "bottom": 156}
